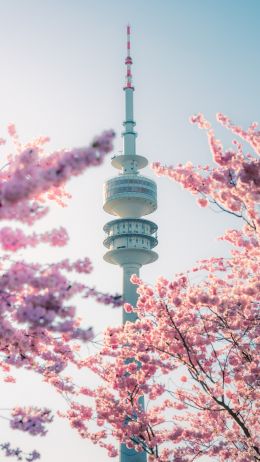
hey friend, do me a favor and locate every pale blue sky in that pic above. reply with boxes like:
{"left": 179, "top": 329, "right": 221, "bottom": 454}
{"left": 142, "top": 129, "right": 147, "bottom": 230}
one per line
{"left": 0, "top": 1, "right": 259, "bottom": 461}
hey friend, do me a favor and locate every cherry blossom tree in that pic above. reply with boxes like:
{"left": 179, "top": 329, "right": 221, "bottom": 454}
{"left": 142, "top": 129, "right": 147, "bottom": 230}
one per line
{"left": 0, "top": 124, "right": 122, "bottom": 459}
{"left": 62, "top": 115, "right": 259, "bottom": 461}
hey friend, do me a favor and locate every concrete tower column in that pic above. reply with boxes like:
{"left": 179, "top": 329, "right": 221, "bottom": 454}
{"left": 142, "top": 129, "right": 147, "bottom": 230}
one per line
{"left": 120, "top": 263, "right": 147, "bottom": 462}
{"left": 120, "top": 436, "right": 146, "bottom": 462}
{"left": 122, "top": 263, "right": 140, "bottom": 324}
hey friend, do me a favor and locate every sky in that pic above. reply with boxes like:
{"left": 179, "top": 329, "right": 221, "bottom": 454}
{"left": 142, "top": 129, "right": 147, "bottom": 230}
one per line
{"left": 0, "top": 0, "right": 259, "bottom": 461}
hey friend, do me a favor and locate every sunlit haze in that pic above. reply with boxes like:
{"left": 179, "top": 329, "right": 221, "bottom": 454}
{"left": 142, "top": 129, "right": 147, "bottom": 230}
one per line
{"left": 0, "top": 1, "right": 259, "bottom": 461}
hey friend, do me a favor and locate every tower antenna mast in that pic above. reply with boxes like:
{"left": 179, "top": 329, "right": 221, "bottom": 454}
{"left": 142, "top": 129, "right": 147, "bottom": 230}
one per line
{"left": 125, "top": 24, "right": 134, "bottom": 89}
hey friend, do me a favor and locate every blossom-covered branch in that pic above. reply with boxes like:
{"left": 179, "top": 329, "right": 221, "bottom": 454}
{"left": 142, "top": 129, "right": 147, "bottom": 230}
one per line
{"left": 0, "top": 127, "right": 114, "bottom": 224}
{"left": 0, "top": 125, "right": 120, "bottom": 457}
{"left": 152, "top": 113, "right": 259, "bottom": 232}
{"left": 61, "top": 115, "right": 259, "bottom": 462}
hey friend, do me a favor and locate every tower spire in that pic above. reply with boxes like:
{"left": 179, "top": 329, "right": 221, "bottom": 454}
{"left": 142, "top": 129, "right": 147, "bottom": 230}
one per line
{"left": 125, "top": 24, "right": 134, "bottom": 89}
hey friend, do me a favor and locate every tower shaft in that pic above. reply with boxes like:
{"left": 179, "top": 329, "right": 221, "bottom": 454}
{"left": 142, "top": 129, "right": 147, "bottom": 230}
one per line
{"left": 122, "top": 263, "right": 140, "bottom": 324}
{"left": 121, "top": 265, "right": 146, "bottom": 462}
{"left": 123, "top": 87, "right": 136, "bottom": 157}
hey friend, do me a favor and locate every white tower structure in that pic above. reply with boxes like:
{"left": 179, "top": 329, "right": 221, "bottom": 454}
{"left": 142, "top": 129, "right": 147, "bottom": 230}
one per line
{"left": 103, "top": 26, "right": 158, "bottom": 462}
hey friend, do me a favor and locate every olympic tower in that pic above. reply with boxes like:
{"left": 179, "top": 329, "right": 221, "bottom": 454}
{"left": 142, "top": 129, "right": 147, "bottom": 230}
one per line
{"left": 103, "top": 26, "right": 158, "bottom": 462}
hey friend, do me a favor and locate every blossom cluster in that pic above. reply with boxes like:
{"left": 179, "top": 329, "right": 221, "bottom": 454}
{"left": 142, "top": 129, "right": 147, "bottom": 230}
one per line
{"left": 153, "top": 113, "right": 259, "bottom": 233}
{"left": 0, "top": 226, "right": 69, "bottom": 252}
{"left": 0, "top": 128, "right": 115, "bottom": 223}
{"left": 10, "top": 407, "right": 53, "bottom": 436}
{"left": 0, "top": 442, "right": 40, "bottom": 461}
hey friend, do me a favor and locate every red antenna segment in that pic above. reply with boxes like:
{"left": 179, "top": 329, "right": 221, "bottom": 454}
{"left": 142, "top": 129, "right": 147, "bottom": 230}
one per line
{"left": 125, "top": 24, "right": 134, "bottom": 89}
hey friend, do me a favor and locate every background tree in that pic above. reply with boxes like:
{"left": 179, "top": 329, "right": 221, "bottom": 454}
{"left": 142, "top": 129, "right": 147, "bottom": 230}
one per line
{"left": 62, "top": 115, "right": 259, "bottom": 462}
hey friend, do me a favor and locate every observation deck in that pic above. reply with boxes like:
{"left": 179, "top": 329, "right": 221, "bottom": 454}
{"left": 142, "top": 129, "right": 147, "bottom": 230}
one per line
{"left": 111, "top": 153, "right": 148, "bottom": 171}
{"left": 103, "top": 218, "right": 158, "bottom": 266}
{"left": 103, "top": 174, "right": 157, "bottom": 218}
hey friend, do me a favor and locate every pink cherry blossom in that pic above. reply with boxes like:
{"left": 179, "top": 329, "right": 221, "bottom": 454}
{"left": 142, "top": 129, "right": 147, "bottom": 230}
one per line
{"left": 10, "top": 407, "right": 53, "bottom": 436}
{"left": 0, "top": 443, "right": 40, "bottom": 461}
{"left": 0, "top": 125, "right": 120, "bottom": 459}
{"left": 197, "top": 197, "right": 208, "bottom": 207}
{"left": 62, "top": 115, "right": 259, "bottom": 462}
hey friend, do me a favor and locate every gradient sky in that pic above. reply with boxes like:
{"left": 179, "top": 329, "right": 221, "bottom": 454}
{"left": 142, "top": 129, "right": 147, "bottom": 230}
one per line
{"left": 0, "top": 1, "right": 259, "bottom": 461}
